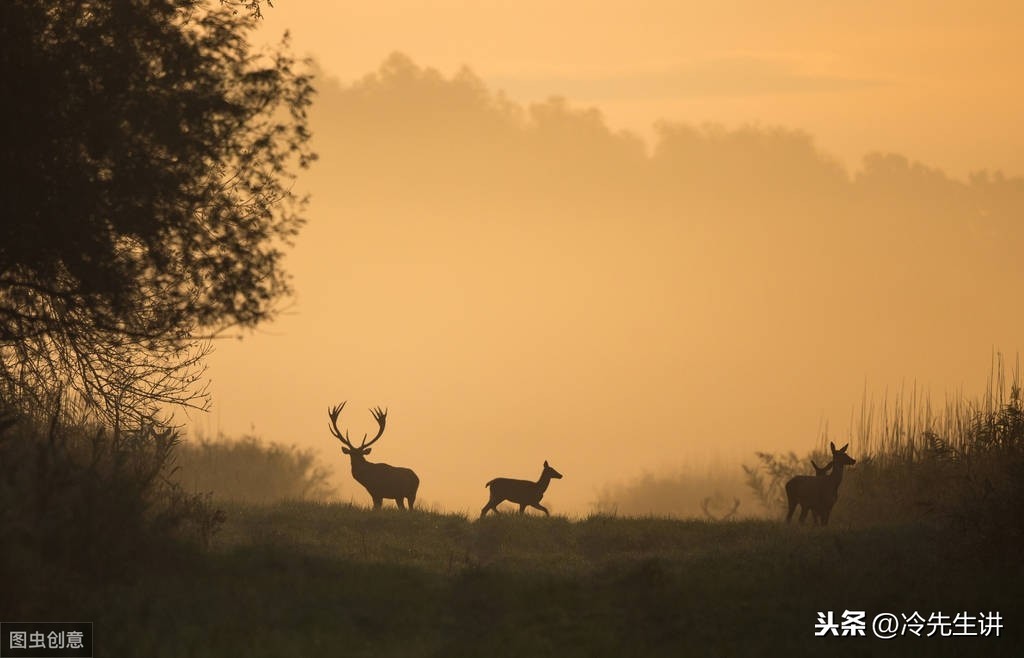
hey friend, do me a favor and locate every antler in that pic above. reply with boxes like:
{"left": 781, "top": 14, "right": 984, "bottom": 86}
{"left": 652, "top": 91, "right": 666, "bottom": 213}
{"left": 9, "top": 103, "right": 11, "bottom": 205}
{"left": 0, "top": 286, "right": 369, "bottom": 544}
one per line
{"left": 701, "top": 497, "right": 741, "bottom": 521}
{"left": 360, "top": 406, "right": 388, "bottom": 449}
{"left": 328, "top": 402, "right": 356, "bottom": 448}
{"left": 328, "top": 402, "right": 388, "bottom": 449}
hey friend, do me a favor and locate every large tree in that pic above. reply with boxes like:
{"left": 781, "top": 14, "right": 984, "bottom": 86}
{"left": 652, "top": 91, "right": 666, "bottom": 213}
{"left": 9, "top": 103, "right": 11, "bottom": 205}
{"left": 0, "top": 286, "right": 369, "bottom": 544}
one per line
{"left": 0, "top": 0, "right": 314, "bottom": 422}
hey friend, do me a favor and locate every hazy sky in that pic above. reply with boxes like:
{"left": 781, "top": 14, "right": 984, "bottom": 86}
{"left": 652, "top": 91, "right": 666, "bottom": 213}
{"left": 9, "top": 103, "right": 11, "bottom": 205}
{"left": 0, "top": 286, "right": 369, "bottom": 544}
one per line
{"left": 191, "top": 2, "right": 1024, "bottom": 515}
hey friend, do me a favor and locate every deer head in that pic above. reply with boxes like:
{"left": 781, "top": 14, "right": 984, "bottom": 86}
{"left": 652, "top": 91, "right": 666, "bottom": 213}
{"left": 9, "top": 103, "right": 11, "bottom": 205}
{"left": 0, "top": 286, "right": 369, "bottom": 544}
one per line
{"left": 830, "top": 441, "right": 856, "bottom": 468}
{"left": 328, "top": 401, "right": 387, "bottom": 459}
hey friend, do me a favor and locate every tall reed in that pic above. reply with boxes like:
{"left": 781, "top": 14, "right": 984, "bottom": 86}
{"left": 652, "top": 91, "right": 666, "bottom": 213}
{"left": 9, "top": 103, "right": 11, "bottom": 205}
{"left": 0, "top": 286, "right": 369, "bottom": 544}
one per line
{"left": 747, "top": 352, "right": 1023, "bottom": 533}
{"left": 839, "top": 352, "right": 1020, "bottom": 464}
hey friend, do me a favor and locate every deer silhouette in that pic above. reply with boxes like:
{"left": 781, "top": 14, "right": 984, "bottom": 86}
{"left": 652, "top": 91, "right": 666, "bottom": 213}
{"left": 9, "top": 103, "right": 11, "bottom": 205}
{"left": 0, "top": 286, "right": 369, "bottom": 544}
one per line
{"left": 327, "top": 402, "right": 419, "bottom": 510}
{"left": 811, "top": 459, "right": 832, "bottom": 477}
{"left": 481, "top": 460, "right": 562, "bottom": 518}
{"left": 785, "top": 442, "right": 855, "bottom": 525}
{"left": 801, "top": 459, "right": 833, "bottom": 524}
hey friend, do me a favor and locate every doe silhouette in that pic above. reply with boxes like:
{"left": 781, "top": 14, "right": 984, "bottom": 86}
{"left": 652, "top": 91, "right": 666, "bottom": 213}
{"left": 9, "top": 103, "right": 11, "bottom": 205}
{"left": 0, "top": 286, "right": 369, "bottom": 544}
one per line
{"left": 327, "top": 402, "right": 419, "bottom": 510}
{"left": 785, "top": 442, "right": 855, "bottom": 525}
{"left": 481, "top": 460, "right": 562, "bottom": 518}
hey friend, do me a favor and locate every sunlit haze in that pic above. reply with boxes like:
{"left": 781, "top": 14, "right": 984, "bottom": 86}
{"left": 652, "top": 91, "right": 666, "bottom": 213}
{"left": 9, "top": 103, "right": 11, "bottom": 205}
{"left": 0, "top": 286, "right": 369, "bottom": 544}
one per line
{"left": 193, "top": 1, "right": 1024, "bottom": 514}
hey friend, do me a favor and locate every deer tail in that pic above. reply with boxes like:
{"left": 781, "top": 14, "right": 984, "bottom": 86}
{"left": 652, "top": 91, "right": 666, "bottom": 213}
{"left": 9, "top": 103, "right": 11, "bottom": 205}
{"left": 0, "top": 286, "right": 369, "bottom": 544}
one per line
{"left": 485, "top": 479, "right": 496, "bottom": 488}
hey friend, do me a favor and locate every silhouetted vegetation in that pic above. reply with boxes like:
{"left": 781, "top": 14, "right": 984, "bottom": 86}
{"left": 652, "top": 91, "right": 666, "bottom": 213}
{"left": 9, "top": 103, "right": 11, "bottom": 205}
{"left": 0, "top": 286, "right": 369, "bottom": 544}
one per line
{"left": 594, "top": 466, "right": 756, "bottom": 519}
{"left": 0, "top": 0, "right": 314, "bottom": 424}
{"left": 173, "top": 433, "right": 336, "bottom": 503}
{"left": 1, "top": 404, "right": 341, "bottom": 613}
{"left": 745, "top": 355, "right": 1024, "bottom": 549}
{"left": 0, "top": 401, "right": 225, "bottom": 614}
{"left": 7, "top": 502, "right": 1019, "bottom": 656}
{"left": 0, "top": 0, "right": 318, "bottom": 629}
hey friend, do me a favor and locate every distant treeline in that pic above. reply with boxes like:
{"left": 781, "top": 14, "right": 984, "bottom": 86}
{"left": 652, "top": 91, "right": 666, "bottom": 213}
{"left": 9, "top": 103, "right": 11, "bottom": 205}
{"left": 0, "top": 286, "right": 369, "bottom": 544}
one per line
{"left": 315, "top": 54, "right": 1024, "bottom": 301}
{"left": 316, "top": 53, "right": 1024, "bottom": 243}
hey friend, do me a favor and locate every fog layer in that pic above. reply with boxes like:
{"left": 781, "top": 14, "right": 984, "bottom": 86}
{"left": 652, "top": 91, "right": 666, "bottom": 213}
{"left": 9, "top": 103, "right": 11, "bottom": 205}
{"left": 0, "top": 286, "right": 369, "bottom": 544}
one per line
{"left": 199, "top": 55, "right": 1024, "bottom": 514}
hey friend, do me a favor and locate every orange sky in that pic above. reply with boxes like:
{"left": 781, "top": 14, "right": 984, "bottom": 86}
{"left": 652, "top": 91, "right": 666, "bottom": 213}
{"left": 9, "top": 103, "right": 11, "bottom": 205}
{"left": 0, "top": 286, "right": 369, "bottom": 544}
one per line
{"left": 189, "top": 2, "right": 1024, "bottom": 515}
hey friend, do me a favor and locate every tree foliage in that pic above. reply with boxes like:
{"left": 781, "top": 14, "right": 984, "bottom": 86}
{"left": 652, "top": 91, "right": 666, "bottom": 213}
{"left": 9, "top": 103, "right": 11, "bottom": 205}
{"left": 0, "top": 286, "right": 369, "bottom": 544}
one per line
{"left": 0, "top": 0, "right": 314, "bottom": 421}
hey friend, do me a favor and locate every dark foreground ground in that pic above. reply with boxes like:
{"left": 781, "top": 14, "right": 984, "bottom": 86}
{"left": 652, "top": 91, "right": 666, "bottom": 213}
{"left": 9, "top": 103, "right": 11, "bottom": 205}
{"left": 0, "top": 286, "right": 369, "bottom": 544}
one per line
{"left": 10, "top": 502, "right": 1022, "bottom": 657}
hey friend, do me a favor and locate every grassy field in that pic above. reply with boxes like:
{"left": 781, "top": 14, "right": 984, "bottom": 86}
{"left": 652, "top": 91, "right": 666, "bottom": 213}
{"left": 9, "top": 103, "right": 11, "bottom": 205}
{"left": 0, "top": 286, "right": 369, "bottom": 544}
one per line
{"left": 5, "top": 364, "right": 1021, "bottom": 657}
{"left": 25, "top": 501, "right": 1021, "bottom": 658}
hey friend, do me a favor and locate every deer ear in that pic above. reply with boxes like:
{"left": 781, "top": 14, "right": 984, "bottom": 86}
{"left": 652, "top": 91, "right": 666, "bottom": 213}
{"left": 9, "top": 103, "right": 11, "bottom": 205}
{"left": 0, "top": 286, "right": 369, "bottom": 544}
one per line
{"left": 830, "top": 441, "right": 837, "bottom": 452}
{"left": 544, "top": 460, "right": 549, "bottom": 467}
{"left": 342, "top": 447, "right": 351, "bottom": 455}
{"left": 364, "top": 448, "right": 372, "bottom": 455}
{"left": 839, "top": 443, "right": 849, "bottom": 452}
{"left": 811, "top": 460, "right": 820, "bottom": 470}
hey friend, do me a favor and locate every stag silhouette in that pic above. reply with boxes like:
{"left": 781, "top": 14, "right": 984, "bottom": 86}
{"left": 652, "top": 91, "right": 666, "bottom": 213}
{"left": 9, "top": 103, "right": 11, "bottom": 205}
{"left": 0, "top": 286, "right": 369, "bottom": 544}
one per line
{"left": 785, "top": 442, "right": 855, "bottom": 525}
{"left": 481, "top": 460, "right": 562, "bottom": 518}
{"left": 328, "top": 402, "right": 419, "bottom": 510}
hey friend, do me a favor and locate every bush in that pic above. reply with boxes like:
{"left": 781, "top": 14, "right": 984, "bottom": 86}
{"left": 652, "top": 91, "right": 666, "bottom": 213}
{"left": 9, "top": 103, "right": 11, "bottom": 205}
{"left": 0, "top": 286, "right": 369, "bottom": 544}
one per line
{"left": 0, "top": 402, "right": 224, "bottom": 614}
{"left": 594, "top": 466, "right": 756, "bottom": 520}
{"left": 171, "top": 434, "right": 336, "bottom": 503}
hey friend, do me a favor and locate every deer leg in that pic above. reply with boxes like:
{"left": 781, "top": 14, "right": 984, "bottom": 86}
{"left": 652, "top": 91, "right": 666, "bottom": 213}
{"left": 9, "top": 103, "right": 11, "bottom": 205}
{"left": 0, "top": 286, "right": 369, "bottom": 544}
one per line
{"left": 372, "top": 496, "right": 383, "bottom": 510}
{"left": 518, "top": 503, "right": 527, "bottom": 514}
{"left": 531, "top": 503, "right": 549, "bottom": 516}
{"left": 396, "top": 497, "right": 406, "bottom": 510}
{"left": 481, "top": 499, "right": 498, "bottom": 518}
{"left": 786, "top": 499, "right": 797, "bottom": 523}
{"left": 408, "top": 493, "right": 416, "bottom": 510}
{"left": 798, "top": 506, "right": 810, "bottom": 523}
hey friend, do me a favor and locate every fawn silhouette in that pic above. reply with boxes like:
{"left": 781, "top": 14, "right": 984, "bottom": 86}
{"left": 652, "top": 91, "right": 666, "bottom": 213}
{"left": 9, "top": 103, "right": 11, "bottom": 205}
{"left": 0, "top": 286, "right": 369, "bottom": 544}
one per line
{"left": 481, "top": 460, "right": 562, "bottom": 518}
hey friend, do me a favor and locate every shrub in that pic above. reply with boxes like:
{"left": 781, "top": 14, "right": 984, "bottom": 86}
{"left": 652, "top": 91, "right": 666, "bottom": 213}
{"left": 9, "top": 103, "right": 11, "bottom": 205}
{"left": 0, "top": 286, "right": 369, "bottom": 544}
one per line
{"left": 0, "top": 401, "right": 224, "bottom": 613}
{"left": 172, "top": 433, "right": 336, "bottom": 503}
{"left": 594, "top": 465, "right": 756, "bottom": 519}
